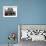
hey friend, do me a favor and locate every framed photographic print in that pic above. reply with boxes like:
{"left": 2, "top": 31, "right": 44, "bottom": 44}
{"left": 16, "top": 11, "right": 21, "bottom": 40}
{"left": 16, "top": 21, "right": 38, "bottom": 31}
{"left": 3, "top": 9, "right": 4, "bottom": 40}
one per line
{"left": 3, "top": 6, "right": 17, "bottom": 17}
{"left": 18, "top": 24, "right": 46, "bottom": 42}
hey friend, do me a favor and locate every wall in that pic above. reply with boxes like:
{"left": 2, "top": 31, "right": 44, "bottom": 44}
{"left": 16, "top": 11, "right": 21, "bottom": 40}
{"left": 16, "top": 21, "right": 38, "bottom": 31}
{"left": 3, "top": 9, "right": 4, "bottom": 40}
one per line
{"left": 0, "top": 0, "right": 46, "bottom": 44}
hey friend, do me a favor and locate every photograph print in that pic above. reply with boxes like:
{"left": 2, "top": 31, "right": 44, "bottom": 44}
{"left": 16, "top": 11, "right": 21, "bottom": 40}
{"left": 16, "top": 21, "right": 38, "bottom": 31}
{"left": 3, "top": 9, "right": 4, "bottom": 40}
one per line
{"left": 3, "top": 6, "right": 17, "bottom": 17}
